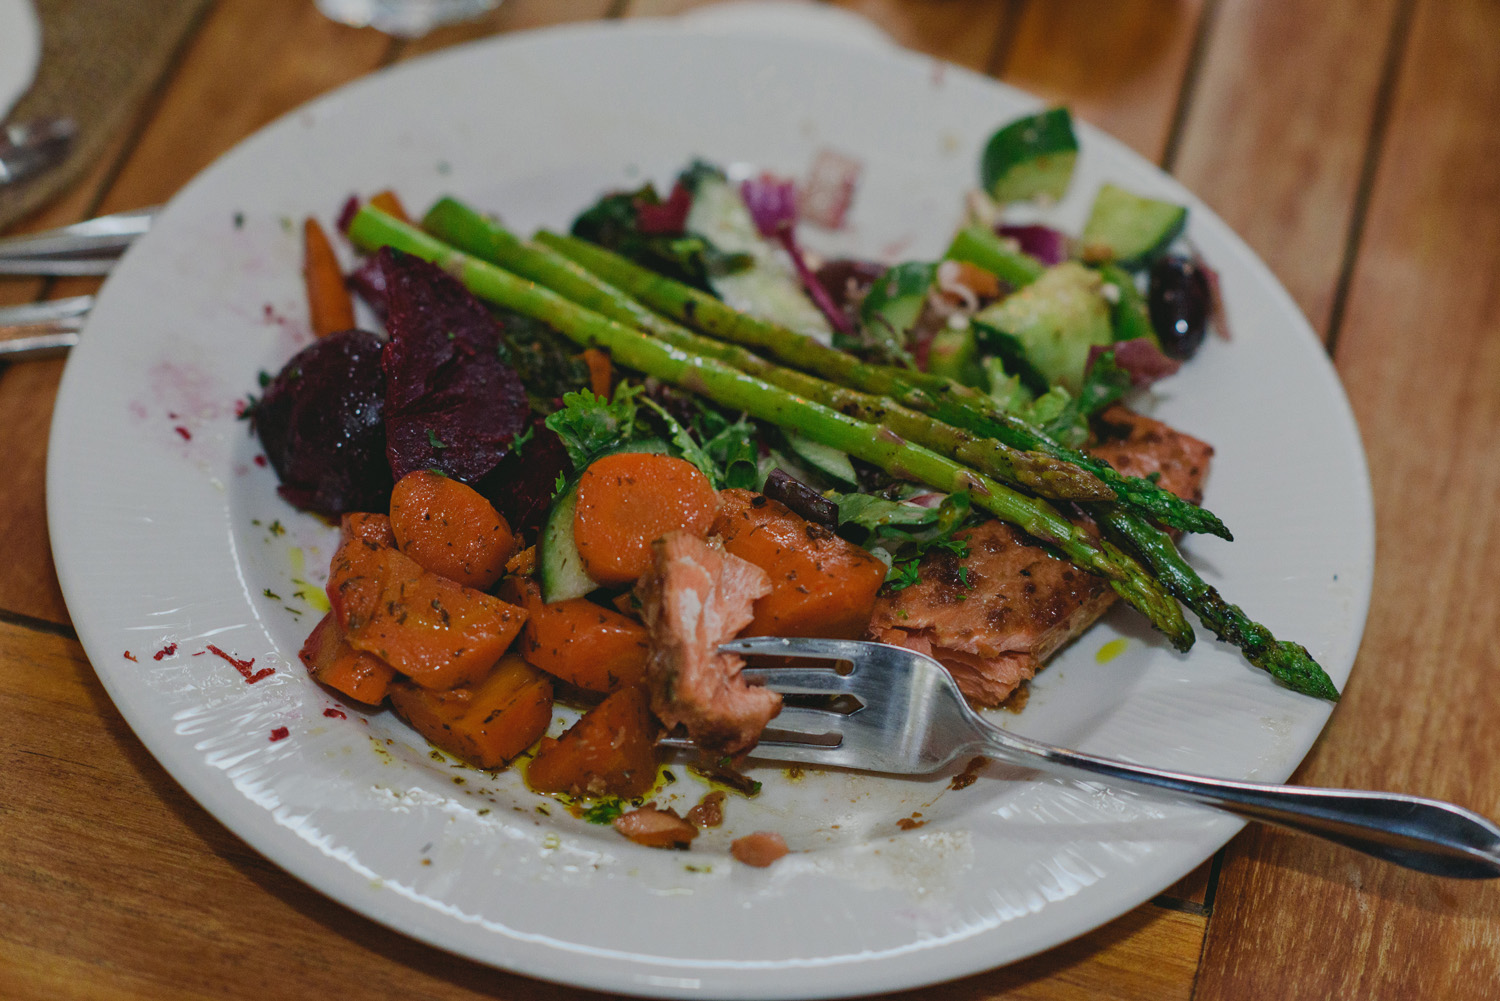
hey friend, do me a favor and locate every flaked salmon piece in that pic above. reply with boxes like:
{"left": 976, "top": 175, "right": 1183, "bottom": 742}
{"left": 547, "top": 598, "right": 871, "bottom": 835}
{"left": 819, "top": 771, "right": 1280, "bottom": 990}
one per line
{"left": 614, "top": 804, "right": 698, "bottom": 849}
{"left": 870, "top": 406, "right": 1212, "bottom": 707}
{"left": 636, "top": 531, "right": 777, "bottom": 754}
{"left": 731, "top": 831, "right": 790, "bottom": 867}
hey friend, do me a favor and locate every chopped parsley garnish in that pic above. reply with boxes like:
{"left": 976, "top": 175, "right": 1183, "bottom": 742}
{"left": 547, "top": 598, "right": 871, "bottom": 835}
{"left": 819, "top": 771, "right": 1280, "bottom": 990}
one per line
{"left": 581, "top": 799, "right": 625, "bottom": 824}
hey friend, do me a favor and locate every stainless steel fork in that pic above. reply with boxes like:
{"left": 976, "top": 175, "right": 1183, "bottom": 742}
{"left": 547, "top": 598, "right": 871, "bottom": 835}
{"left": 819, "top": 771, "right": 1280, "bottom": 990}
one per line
{"left": 700, "top": 636, "right": 1500, "bottom": 879}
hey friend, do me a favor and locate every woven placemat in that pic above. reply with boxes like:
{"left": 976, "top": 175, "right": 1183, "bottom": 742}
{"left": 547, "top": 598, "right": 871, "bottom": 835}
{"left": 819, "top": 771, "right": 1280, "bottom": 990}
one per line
{"left": 0, "top": 0, "right": 213, "bottom": 230}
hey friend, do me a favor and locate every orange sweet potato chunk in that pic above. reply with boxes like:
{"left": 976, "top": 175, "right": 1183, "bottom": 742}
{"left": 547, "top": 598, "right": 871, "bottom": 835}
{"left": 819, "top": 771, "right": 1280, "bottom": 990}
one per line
{"left": 389, "top": 655, "right": 553, "bottom": 769}
{"left": 713, "top": 489, "right": 887, "bottom": 639}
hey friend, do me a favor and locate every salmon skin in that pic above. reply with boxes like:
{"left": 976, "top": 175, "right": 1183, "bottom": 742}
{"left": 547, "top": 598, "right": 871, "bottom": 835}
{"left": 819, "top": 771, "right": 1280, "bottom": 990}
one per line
{"left": 869, "top": 406, "right": 1213, "bottom": 706}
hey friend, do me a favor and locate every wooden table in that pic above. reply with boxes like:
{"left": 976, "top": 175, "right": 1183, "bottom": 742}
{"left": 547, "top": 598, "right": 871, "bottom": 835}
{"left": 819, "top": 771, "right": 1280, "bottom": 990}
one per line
{"left": 2, "top": 1, "right": 1496, "bottom": 998}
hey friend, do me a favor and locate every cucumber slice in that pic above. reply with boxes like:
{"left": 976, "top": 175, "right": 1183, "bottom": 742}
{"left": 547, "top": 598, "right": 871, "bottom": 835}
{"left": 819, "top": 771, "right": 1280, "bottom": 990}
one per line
{"left": 539, "top": 480, "right": 596, "bottom": 603}
{"left": 783, "top": 430, "right": 857, "bottom": 486}
{"left": 980, "top": 107, "right": 1079, "bottom": 204}
{"left": 971, "top": 262, "right": 1112, "bottom": 392}
{"left": 538, "top": 439, "right": 668, "bottom": 602}
{"left": 1095, "top": 262, "right": 1160, "bottom": 347}
{"left": 684, "top": 173, "right": 833, "bottom": 344}
{"left": 926, "top": 324, "right": 986, "bottom": 388}
{"left": 1079, "top": 183, "right": 1188, "bottom": 268}
{"left": 858, "top": 261, "right": 937, "bottom": 347}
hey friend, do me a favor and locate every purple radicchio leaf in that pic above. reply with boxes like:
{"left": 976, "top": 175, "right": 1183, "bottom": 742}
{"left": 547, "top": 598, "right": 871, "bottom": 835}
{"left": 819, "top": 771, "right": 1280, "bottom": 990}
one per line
{"left": 1089, "top": 337, "right": 1183, "bottom": 388}
{"left": 740, "top": 173, "right": 855, "bottom": 336}
{"left": 997, "top": 224, "right": 1070, "bottom": 266}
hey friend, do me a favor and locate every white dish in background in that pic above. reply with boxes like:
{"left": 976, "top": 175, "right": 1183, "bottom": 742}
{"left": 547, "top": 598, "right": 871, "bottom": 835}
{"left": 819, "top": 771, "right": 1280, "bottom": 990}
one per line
{"left": 0, "top": 0, "right": 41, "bottom": 122}
{"left": 46, "top": 20, "right": 1372, "bottom": 1000}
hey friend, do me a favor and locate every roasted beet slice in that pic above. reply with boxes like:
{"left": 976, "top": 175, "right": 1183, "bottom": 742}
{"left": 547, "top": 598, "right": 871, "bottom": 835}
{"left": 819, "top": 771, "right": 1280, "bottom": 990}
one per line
{"left": 379, "top": 248, "right": 530, "bottom": 484}
{"left": 253, "top": 329, "right": 392, "bottom": 515}
{"left": 345, "top": 253, "right": 389, "bottom": 320}
{"left": 476, "top": 415, "right": 571, "bottom": 537}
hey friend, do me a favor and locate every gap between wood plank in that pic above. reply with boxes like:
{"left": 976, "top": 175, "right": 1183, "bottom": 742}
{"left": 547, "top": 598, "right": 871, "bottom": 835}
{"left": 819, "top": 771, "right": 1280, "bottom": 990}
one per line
{"left": 1159, "top": 0, "right": 1222, "bottom": 173}
{"left": 0, "top": 607, "right": 78, "bottom": 641}
{"left": 1323, "top": 0, "right": 1417, "bottom": 359}
{"left": 983, "top": 0, "right": 1031, "bottom": 78}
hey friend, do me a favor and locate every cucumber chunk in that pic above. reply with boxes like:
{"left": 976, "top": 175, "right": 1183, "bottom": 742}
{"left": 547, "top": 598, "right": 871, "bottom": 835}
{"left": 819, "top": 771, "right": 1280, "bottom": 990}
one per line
{"left": 783, "top": 430, "right": 858, "bottom": 486}
{"left": 971, "top": 262, "right": 1112, "bottom": 392}
{"left": 858, "top": 261, "right": 937, "bottom": 348}
{"left": 538, "top": 440, "right": 668, "bottom": 602}
{"left": 684, "top": 172, "right": 833, "bottom": 343}
{"left": 1080, "top": 183, "right": 1188, "bottom": 268}
{"left": 539, "top": 480, "right": 596, "bottom": 603}
{"left": 980, "top": 107, "right": 1079, "bottom": 204}
{"left": 926, "top": 324, "right": 986, "bottom": 388}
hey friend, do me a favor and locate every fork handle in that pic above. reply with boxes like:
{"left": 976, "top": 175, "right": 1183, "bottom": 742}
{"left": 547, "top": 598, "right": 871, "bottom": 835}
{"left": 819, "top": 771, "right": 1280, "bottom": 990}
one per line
{"left": 976, "top": 726, "right": 1500, "bottom": 879}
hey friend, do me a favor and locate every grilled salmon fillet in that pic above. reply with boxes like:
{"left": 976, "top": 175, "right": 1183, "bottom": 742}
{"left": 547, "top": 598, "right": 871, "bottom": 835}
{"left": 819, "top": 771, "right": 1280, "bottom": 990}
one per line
{"left": 636, "top": 530, "right": 777, "bottom": 754}
{"left": 869, "top": 406, "right": 1213, "bottom": 706}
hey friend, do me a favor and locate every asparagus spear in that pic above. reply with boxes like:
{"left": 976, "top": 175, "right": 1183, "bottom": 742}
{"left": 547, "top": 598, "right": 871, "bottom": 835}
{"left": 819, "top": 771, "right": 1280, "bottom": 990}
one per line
{"left": 529, "top": 225, "right": 1335, "bottom": 698}
{"left": 535, "top": 230, "right": 1230, "bottom": 540}
{"left": 349, "top": 204, "right": 1192, "bottom": 648}
{"left": 423, "top": 197, "right": 1112, "bottom": 503}
{"left": 1098, "top": 508, "right": 1338, "bottom": 699}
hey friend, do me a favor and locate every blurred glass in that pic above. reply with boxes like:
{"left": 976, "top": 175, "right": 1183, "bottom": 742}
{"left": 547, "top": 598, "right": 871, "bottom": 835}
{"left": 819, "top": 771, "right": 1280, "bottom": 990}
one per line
{"left": 315, "top": 0, "right": 499, "bottom": 37}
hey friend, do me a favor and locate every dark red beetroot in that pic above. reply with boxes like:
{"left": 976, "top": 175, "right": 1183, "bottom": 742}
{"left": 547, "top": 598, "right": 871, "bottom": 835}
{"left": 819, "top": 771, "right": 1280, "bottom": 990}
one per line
{"left": 476, "top": 414, "right": 571, "bottom": 536}
{"left": 346, "top": 253, "right": 389, "bottom": 320}
{"left": 252, "top": 329, "right": 393, "bottom": 515}
{"left": 379, "top": 248, "right": 531, "bottom": 485}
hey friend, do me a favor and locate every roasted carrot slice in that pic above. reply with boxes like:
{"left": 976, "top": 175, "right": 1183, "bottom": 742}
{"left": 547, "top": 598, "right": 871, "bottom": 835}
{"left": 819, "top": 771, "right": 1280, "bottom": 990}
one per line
{"left": 327, "top": 525, "right": 393, "bottom": 638}
{"left": 303, "top": 216, "right": 355, "bottom": 337}
{"left": 578, "top": 348, "right": 613, "bottom": 398}
{"left": 505, "top": 545, "right": 537, "bottom": 576}
{"left": 572, "top": 452, "right": 718, "bottom": 586}
{"left": 389, "top": 654, "right": 553, "bottom": 769}
{"left": 343, "top": 546, "right": 527, "bottom": 690}
{"left": 389, "top": 469, "right": 515, "bottom": 590}
{"left": 368, "top": 189, "right": 411, "bottom": 223}
{"left": 713, "top": 488, "right": 888, "bottom": 638}
{"left": 502, "top": 577, "right": 648, "bottom": 693}
{"left": 526, "top": 685, "right": 659, "bottom": 798}
{"left": 341, "top": 511, "right": 396, "bottom": 547}
{"left": 299, "top": 611, "right": 396, "bottom": 705}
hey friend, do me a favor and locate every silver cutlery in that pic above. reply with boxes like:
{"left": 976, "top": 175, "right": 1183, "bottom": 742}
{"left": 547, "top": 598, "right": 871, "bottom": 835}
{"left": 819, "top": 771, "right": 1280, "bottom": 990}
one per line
{"left": 0, "top": 295, "right": 91, "bottom": 358}
{"left": 681, "top": 637, "right": 1500, "bottom": 879}
{"left": 0, "top": 205, "right": 158, "bottom": 275}
{"left": 0, "top": 116, "right": 76, "bottom": 187}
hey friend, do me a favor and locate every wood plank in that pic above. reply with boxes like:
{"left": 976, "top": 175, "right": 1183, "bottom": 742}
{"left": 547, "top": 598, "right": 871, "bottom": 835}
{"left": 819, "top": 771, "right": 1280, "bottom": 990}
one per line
{"left": 0, "top": 359, "right": 69, "bottom": 623}
{"left": 1194, "top": 0, "right": 1500, "bottom": 997}
{"left": 398, "top": 0, "right": 620, "bottom": 58}
{"left": 1169, "top": 0, "right": 1400, "bottom": 338}
{"left": 0, "top": 616, "right": 1204, "bottom": 1000}
{"left": 998, "top": 0, "right": 1206, "bottom": 162}
{"left": 626, "top": 0, "right": 1017, "bottom": 73}
{"left": 828, "top": 0, "right": 1014, "bottom": 72}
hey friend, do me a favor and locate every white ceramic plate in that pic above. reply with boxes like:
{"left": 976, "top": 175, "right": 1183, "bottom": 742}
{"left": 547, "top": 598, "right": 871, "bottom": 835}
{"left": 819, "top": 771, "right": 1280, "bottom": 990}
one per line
{"left": 47, "top": 21, "right": 1373, "bottom": 1000}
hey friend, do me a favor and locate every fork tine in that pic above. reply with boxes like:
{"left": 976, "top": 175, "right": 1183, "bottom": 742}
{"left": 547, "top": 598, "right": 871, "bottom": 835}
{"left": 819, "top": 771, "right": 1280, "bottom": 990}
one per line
{"left": 741, "top": 666, "right": 855, "bottom": 694}
{"left": 719, "top": 636, "right": 870, "bottom": 662}
{"left": 762, "top": 705, "right": 847, "bottom": 738}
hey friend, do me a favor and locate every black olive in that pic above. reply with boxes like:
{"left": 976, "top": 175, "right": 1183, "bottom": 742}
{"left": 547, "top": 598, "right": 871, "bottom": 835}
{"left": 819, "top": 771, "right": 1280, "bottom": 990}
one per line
{"left": 1148, "top": 255, "right": 1211, "bottom": 360}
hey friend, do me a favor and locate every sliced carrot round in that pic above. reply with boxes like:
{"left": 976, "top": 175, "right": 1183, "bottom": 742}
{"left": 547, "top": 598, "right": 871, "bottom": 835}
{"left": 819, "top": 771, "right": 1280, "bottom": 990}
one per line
{"left": 389, "top": 469, "right": 514, "bottom": 589}
{"left": 572, "top": 452, "right": 718, "bottom": 586}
